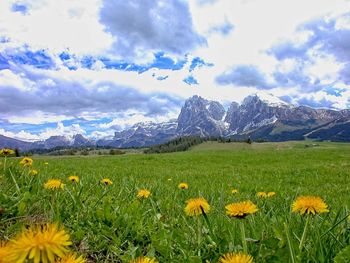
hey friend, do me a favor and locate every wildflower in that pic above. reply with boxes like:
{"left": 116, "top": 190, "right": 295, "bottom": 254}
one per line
{"left": 184, "top": 198, "right": 210, "bottom": 216}
{"left": 137, "top": 189, "right": 151, "bottom": 199}
{"left": 178, "top": 183, "right": 189, "bottom": 189}
{"left": 167, "top": 178, "right": 172, "bottom": 181}
{"left": 130, "top": 256, "right": 158, "bottom": 263}
{"left": 10, "top": 224, "right": 72, "bottom": 263}
{"left": 225, "top": 201, "right": 258, "bottom": 218}
{"left": 256, "top": 192, "right": 267, "bottom": 198}
{"left": 231, "top": 189, "right": 238, "bottom": 194}
{"left": 20, "top": 157, "right": 33, "bottom": 167}
{"left": 44, "top": 162, "right": 49, "bottom": 165}
{"left": 0, "top": 241, "right": 13, "bottom": 263}
{"left": 219, "top": 252, "right": 253, "bottom": 263}
{"left": 267, "top": 192, "right": 276, "bottom": 197}
{"left": 292, "top": 196, "right": 329, "bottom": 215}
{"left": 55, "top": 253, "right": 86, "bottom": 263}
{"left": 101, "top": 178, "right": 113, "bottom": 186}
{"left": 30, "top": 169, "right": 38, "bottom": 176}
{"left": 68, "top": 175, "right": 79, "bottom": 183}
{"left": 0, "top": 148, "right": 14, "bottom": 156}
{"left": 44, "top": 179, "right": 65, "bottom": 190}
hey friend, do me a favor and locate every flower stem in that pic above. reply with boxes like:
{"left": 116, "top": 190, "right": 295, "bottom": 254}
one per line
{"left": 284, "top": 223, "right": 296, "bottom": 263}
{"left": 3, "top": 156, "right": 6, "bottom": 172}
{"left": 197, "top": 216, "right": 202, "bottom": 256}
{"left": 239, "top": 220, "right": 248, "bottom": 253}
{"left": 9, "top": 169, "right": 20, "bottom": 194}
{"left": 299, "top": 214, "right": 311, "bottom": 251}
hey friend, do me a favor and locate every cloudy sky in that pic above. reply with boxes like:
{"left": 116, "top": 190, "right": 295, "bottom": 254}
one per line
{"left": 1, "top": 0, "right": 350, "bottom": 141}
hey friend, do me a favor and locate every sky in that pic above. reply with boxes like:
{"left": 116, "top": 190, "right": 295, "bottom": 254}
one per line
{"left": 1, "top": 0, "right": 350, "bottom": 141}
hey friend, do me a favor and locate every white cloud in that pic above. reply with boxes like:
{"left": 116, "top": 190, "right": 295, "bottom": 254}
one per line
{"left": 98, "top": 109, "right": 179, "bottom": 131}
{"left": 0, "top": 128, "right": 40, "bottom": 142}
{"left": 38, "top": 122, "right": 85, "bottom": 139}
{"left": 0, "top": 0, "right": 112, "bottom": 55}
{"left": 99, "top": 0, "right": 205, "bottom": 60}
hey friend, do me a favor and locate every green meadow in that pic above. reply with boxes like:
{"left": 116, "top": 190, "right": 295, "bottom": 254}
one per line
{"left": 1, "top": 141, "right": 350, "bottom": 262}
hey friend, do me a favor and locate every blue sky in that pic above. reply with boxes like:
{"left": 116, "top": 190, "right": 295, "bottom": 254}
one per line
{"left": 1, "top": 0, "right": 350, "bottom": 141}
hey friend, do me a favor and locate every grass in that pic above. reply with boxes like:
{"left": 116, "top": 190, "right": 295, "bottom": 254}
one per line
{"left": 1, "top": 141, "right": 350, "bottom": 262}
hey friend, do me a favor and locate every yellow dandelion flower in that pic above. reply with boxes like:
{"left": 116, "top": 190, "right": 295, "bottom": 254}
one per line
{"left": 178, "top": 183, "right": 189, "bottom": 189}
{"left": 20, "top": 157, "right": 33, "bottom": 167}
{"left": 231, "top": 189, "right": 238, "bottom": 194}
{"left": 219, "top": 252, "right": 253, "bottom": 263}
{"left": 101, "top": 178, "right": 113, "bottom": 185}
{"left": 10, "top": 224, "right": 72, "bottom": 263}
{"left": 225, "top": 201, "right": 258, "bottom": 218}
{"left": 0, "top": 148, "right": 14, "bottom": 156}
{"left": 267, "top": 192, "right": 276, "bottom": 197}
{"left": 184, "top": 198, "right": 210, "bottom": 216}
{"left": 30, "top": 169, "right": 38, "bottom": 176}
{"left": 68, "top": 176, "right": 79, "bottom": 183}
{"left": 44, "top": 179, "right": 65, "bottom": 190}
{"left": 130, "top": 256, "right": 158, "bottom": 263}
{"left": 0, "top": 241, "right": 13, "bottom": 263}
{"left": 44, "top": 162, "right": 49, "bottom": 165}
{"left": 292, "top": 196, "right": 329, "bottom": 215}
{"left": 256, "top": 192, "right": 267, "bottom": 198}
{"left": 137, "top": 189, "right": 151, "bottom": 199}
{"left": 55, "top": 253, "right": 86, "bottom": 263}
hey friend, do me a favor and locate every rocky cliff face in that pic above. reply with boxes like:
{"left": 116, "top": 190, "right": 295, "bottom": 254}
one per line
{"left": 72, "top": 134, "right": 95, "bottom": 147}
{"left": 176, "top": 95, "right": 227, "bottom": 137}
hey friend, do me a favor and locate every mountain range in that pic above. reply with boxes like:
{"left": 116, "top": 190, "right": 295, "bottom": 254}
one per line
{"left": 1, "top": 94, "right": 350, "bottom": 151}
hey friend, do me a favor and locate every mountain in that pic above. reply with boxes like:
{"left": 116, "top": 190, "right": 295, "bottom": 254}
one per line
{"left": 177, "top": 95, "right": 227, "bottom": 137}
{"left": 1, "top": 94, "right": 350, "bottom": 151}
{"left": 228, "top": 95, "right": 350, "bottom": 141}
{"left": 0, "top": 135, "right": 32, "bottom": 151}
{"left": 97, "top": 120, "right": 177, "bottom": 148}
{"left": 32, "top": 135, "right": 71, "bottom": 149}
{"left": 72, "top": 134, "right": 95, "bottom": 147}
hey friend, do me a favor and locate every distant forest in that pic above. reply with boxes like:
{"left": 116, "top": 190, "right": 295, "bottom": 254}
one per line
{"left": 143, "top": 136, "right": 259, "bottom": 154}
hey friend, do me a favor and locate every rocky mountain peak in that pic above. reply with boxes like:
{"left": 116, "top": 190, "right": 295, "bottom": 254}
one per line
{"left": 72, "top": 134, "right": 94, "bottom": 147}
{"left": 177, "top": 96, "right": 227, "bottom": 136}
{"left": 242, "top": 92, "right": 290, "bottom": 108}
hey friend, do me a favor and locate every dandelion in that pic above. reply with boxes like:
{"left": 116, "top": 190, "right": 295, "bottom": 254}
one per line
{"left": 10, "top": 224, "right": 72, "bottom": 263}
{"left": 219, "top": 252, "right": 253, "bottom": 263}
{"left": 184, "top": 198, "right": 210, "bottom": 216}
{"left": 44, "top": 162, "right": 49, "bottom": 165}
{"left": 30, "top": 169, "right": 38, "bottom": 176}
{"left": 267, "top": 192, "right": 276, "bottom": 197}
{"left": 68, "top": 175, "right": 79, "bottom": 183}
{"left": 292, "top": 196, "right": 329, "bottom": 215}
{"left": 292, "top": 196, "right": 329, "bottom": 250}
{"left": 137, "top": 189, "right": 151, "bottom": 199}
{"left": 225, "top": 201, "right": 258, "bottom": 218}
{"left": 44, "top": 179, "right": 65, "bottom": 190}
{"left": 178, "top": 183, "right": 189, "bottom": 189}
{"left": 0, "top": 241, "right": 13, "bottom": 263}
{"left": 20, "top": 157, "right": 33, "bottom": 167}
{"left": 0, "top": 148, "right": 14, "bottom": 156}
{"left": 55, "top": 253, "right": 86, "bottom": 263}
{"left": 225, "top": 201, "right": 258, "bottom": 253}
{"left": 231, "top": 189, "right": 238, "bottom": 194}
{"left": 130, "top": 256, "right": 158, "bottom": 263}
{"left": 256, "top": 192, "right": 267, "bottom": 198}
{"left": 101, "top": 178, "right": 113, "bottom": 186}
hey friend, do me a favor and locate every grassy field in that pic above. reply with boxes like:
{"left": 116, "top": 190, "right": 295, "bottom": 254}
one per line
{"left": 1, "top": 141, "right": 350, "bottom": 262}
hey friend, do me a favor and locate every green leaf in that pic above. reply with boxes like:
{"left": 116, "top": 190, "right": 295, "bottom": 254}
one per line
{"left": 334, "top": 244, "right": 350, "bottom": 263}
